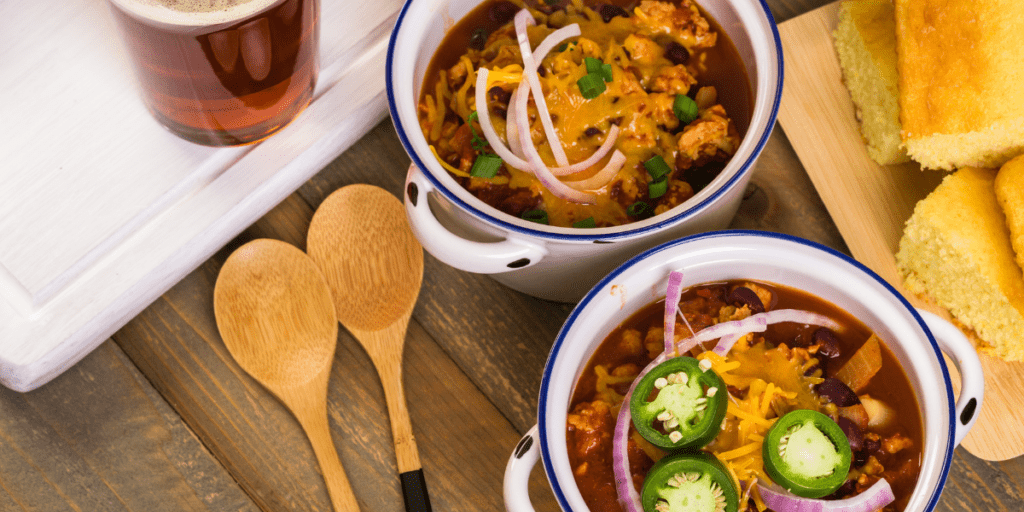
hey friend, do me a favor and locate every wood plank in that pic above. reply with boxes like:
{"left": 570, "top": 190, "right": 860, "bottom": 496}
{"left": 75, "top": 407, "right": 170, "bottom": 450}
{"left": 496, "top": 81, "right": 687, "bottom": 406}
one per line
{"left": 0, "top": 341, "right": 257, "bottom": 512}
{"left": 777, "top": 1, "right": 1024, "bottom": 461}
{"left": 112, "top": 132, "right": 560, "bottom": 510}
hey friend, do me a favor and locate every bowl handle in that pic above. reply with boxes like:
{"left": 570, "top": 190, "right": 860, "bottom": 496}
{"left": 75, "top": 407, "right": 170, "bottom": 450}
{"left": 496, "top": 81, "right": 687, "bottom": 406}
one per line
{"left": 404, "top": 164, "right": 547, "bottom": 274}
{"left": 504, "top": 425, "right": 540, "bottom": 512}
{"left": 916, "top": 309, "right": 985, "bottom": 446}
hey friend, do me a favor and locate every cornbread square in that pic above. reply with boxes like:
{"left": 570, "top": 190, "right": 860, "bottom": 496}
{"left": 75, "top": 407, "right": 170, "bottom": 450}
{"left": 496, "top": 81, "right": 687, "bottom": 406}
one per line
{"left": 995, "top": 154, "right": 1024, "bottom": 276}
{"left": 895, "top": 0, "right": 1024, "bottom": 170}
{"left": 833, "top": 0, "right": 908, "bottom": 165}
{"left": 896, "top": 167, "right": 1024, "bottom": 361}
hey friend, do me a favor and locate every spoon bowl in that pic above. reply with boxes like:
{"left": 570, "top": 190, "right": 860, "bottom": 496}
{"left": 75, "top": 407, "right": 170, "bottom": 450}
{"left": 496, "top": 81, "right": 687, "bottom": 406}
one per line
{"left": 307, "top": 184, "right": 430, "bottom": 511}
{"left": 214, "top": 238, "right": 360, "bottom": 511}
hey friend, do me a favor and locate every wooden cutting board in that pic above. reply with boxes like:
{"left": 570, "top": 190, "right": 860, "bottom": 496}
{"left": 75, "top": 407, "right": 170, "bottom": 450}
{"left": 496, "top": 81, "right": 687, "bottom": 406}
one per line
{"left": 777, "top": 2, "right": 1024, "bottom": 461}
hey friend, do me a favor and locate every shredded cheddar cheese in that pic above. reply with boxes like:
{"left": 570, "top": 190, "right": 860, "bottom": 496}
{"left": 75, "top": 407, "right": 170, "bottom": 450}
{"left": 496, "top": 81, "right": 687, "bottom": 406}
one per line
{"left": 485, "top": 64, "right": 525, "bottom": 88}
{"left": 696, "top": 349, "right": 802, "bottom": 488}
{"left": 430, "top": 146, "right": 470, "bottom": 177}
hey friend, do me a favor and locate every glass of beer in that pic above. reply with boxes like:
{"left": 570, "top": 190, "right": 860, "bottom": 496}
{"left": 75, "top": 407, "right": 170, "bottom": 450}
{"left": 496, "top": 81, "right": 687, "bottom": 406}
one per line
{"left": 108, "top": 0, "right": 320, "bottom": 146}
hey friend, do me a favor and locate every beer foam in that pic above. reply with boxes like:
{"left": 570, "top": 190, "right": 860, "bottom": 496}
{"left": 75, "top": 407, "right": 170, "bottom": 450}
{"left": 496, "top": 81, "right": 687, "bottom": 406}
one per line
{"left": 111, "top": 0, "right": 284, "bottom": 28}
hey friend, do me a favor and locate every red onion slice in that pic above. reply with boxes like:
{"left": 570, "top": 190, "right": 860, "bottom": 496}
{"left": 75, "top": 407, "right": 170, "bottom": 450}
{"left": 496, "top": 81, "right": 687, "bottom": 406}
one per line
{"left": 475, "top": 68, "right": 531, "bottom": 170}
{"left": 530, "top": 24, "right": 581, "bottom": 64}
{"left": 515, "top": 70, "right": 597, "bottom": 204}
{"left": 758, "top": 478, "right": 895, "bottom": 512}
{"left": 564, "top": 150, "right": 626, "bottom": 190}
{"left": 515, "top": 9, "right": 569, "bottom": 167}
{"left": 678, "top": 309, "right": 842, "bottom": 356}
{"left": 506, "top": 83, "right": 525, "bottom": 160}
{"left": 712, "top": 331, "right": 752, "bottom": 356}
{"left": 613, "top": 351, "right": 670, "bottom": 512}
{"left": 663, "top": 271, "right": 685, "bottom": 355}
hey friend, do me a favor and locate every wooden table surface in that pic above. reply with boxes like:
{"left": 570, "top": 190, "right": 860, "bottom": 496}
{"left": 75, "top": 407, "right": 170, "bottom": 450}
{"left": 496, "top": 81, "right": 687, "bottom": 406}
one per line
{"left": 2, "top": 1, "right": 1022, "bottom": 510}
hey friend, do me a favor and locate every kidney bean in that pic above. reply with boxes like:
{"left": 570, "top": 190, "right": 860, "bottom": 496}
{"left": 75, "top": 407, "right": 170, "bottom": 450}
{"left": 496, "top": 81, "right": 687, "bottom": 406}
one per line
{"left": 853, "top": 448, "right": 868, "bottom": 467}
{"left": 817, "top": 377, "right": 860, "bottom": 407}
{"left": 599, "top": 4, "right": 630, "bottom": 22}
{"left": 664, "top": 41, "right": 690, "bottom": 65}
{"left": 803, "top": 357, "right": 827, "bottom": 377}
{"left": 489, "top": 1, "right": 519, "bottom": 24}
{"left": 837, "top": 416, "right": 863, "bottom": 452}
{"left": 468, "top": 28, "right": 488, "bottom": 51}
{"left": 814, "top": 328, "right": 842, "bottom": 359}
{"left": 488, "top": 86, "right": 511, "bottom": 106}
{"left": 864, "top": 437, "right": 881, "bottom": 454}
{"left": 727, "top": 286, "right": 765, "bottom": 313}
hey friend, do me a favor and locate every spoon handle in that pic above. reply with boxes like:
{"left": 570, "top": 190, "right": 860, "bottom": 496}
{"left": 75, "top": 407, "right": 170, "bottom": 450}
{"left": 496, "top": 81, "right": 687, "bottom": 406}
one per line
{"left": 400, "top": 469, "right": 432, "bottom": 512}
{"left": 376, "top": 354, "right": 432, "bottom": 512}
{"left": 295, "top": 400, "right": 361, "bottom": 511}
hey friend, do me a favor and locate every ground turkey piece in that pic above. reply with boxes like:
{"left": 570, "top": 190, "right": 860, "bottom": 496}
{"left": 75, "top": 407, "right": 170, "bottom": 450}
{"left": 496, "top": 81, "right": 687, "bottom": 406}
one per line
{"left": 567, "top": 400, "right": 619, "bottom": 512}
{"left": 465, "top": 179, "right": 542, "bottom": 217}
{"left": 634, "top": 0, "right": 717, "bottom": 50}
{"left": 675, "top": 104, "right": 740, "bottom": 170}
{"left": 652, "top": 179, "right": 695, "bottom": 215}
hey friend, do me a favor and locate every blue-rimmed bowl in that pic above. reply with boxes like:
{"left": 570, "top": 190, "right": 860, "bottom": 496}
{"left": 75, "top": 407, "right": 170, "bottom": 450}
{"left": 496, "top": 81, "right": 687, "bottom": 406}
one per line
{"left": 387, "top": 0, "right": 784, "bottom": 302}
{"left": 503, "top": 231, "right": 984, "bottom": 511}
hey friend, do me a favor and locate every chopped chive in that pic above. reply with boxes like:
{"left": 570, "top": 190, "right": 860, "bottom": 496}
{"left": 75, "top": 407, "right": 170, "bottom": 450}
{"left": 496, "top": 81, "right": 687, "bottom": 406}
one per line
{"left": 522, "top": 209, "right": 549, "bottom": 224}
{"left": 573, "top": 217, "right": 597, "bottom": 228}
{"left": 470, "top": 153, "right": 503, "bottom": 178}
{"left": 558, "top": 41, "right": 576, "bottom": 52}
{"left": 584, "top": 57, "right": 613, "bottom": 82}
{"left": 673, "top": 94, "right": 698, "bottom": 124}
{"left": 467, "top": 111, "right": 488, "bottom": 151}
{"left": 644, "top": 155, "right": 672, "bottom": 179}
{"left": 577, "top": 73, "right": 606, "bottom": 99}
{"left": 648, "top": 176, "right": 668, "bottom": 198}
{"left": 627, "top": 201, "right": 649, "bottom": 216}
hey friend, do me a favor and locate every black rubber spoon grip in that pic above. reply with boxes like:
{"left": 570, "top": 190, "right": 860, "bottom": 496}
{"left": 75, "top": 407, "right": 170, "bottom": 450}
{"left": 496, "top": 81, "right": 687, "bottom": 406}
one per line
{"left": 400, "top": 469, "right": 433, "bottom": 512}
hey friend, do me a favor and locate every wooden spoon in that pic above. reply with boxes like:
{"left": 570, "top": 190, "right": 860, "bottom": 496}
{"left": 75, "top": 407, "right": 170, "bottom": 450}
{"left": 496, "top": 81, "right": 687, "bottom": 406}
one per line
{"left": 306, "top": 184, "right": 431, "bottom": 512}
{"left": 213, "top": 238, "right": 360, "bottom": 512}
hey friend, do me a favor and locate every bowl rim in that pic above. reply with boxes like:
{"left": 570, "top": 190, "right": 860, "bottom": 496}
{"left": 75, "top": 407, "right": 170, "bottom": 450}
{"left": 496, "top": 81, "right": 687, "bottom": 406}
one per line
{"left": 385, "top": 0, "right": 785, "bottom": 242}
{"left": 536, "top": 229, "right": 954, "bottom": 511}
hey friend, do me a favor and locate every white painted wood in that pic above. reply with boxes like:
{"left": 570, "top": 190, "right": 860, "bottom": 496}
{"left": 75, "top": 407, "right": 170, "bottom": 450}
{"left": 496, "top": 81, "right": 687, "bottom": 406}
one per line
{"left": 0, "top": 0, "right": 403, "bottom": 391}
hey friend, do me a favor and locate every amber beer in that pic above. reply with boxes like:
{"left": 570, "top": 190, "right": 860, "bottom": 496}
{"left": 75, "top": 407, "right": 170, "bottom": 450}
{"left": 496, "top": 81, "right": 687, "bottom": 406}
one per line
{"left": 109, "top": 0, "right": 319, "bottom": 146}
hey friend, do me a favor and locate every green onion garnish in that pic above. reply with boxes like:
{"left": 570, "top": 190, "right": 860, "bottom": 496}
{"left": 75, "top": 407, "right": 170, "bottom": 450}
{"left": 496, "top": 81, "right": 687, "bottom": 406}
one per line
{"left": 585, "top": 57, "right": 613, "bottom": 82}
{"left": 627, "top": 201, "right": 649, "bottom": 217}
{"left": 648, "top": 176, "right": 668, "bottom": 198}
{"left": 573, "top": 217, "right": 597, "bottom": 228}
{"left": 644, "top": 155, "right": 671, "bottom": 179}
{"left": 522, "top": 209, "right": 549, "bottom": 224}
{"left": 467, "top": 111, "right": 488, "bottom": 151}
{"left": 470, "top": 153, "right": 503, "bottom": 178}
{"left": 673, "top": 94, "right": 699, "bottom": 125}
{"left": 577, "top": 73, "right": 606, "bottom": 99}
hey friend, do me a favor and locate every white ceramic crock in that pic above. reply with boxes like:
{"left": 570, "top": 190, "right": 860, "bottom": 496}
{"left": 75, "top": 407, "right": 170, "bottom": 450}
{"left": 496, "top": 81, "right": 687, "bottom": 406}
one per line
{"left": 504, "top": 231, "right": 984, "bottom": 512}
{"left": 386, "top": 0, "right": 784, "bottom": 302}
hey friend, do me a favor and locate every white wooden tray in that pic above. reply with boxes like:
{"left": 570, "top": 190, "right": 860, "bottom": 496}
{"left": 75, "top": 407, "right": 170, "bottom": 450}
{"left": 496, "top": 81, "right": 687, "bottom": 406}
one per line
{"left": 0, "top": 0, "right": 401, "bottom": 391}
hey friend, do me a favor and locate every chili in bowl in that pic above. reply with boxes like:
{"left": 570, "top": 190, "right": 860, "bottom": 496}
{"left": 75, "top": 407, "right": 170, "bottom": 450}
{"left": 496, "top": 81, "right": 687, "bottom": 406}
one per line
{"left": 503, "top": 231, "right": 983, "bottom": 512}
{"left": 387, "top": 0, "right": 783, "bottom": 301}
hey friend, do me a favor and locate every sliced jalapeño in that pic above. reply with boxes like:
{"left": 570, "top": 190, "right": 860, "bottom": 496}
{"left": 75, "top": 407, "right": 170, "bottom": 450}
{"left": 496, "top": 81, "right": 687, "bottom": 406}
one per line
{"left": 762, "top": 409, "right": 852, "bottom": 498}
{"left": 641, "top": 451, "right": 739, "bottom": 512}
{"left": 630, "top": 357, "right": 727, "bottom": 450}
